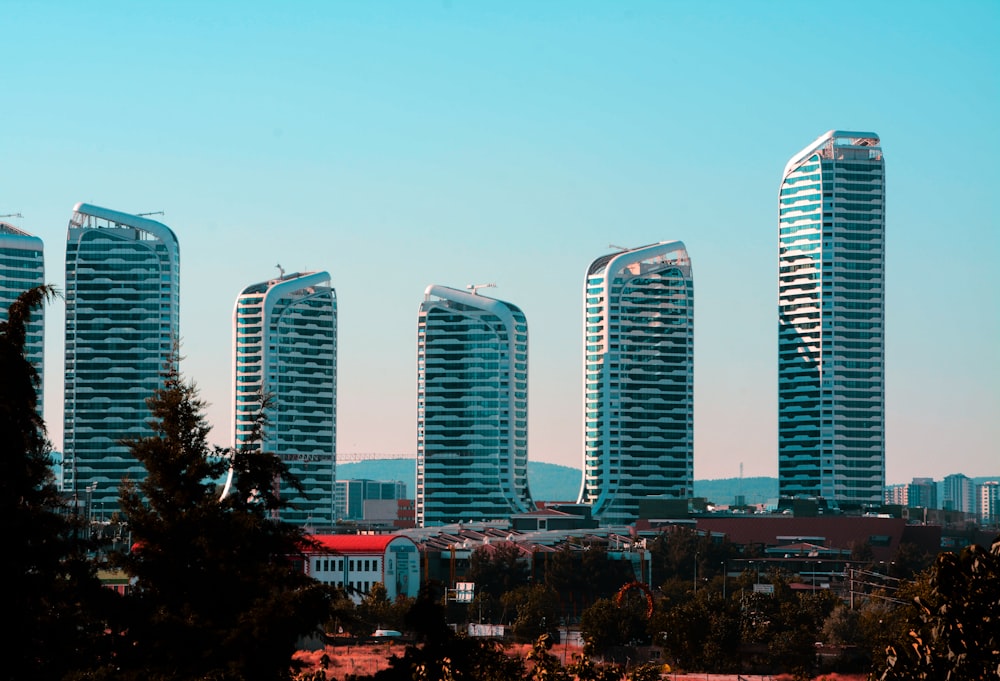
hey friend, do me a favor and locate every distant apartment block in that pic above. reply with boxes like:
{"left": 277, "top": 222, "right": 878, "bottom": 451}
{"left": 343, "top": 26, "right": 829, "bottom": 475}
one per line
{"left": 577, "top": 242, "right": 694, "bottom": 526}
{"left": 63, "top": 204, "right": 179, "bottom": 513}
{"left": 907, "top": 477, "right": 938, "bottom": 509}
{"left": 943, "top": 473, "right": 975, "bottom": 514}
{"left": 979, "top": 481, "right": 1000, "bottom": 526}
{"left": 0, "top": 221, "right": 45, "bottom": 408}
{"left": 884, "top": 483, "right": 908, "bottom": 506}
{"left": 335, "top": 479, "right": 407, "bottom": 521}
{"left": 233, "top": 270, "right": 337, "bottom": 526}
{"left": 416, "top": 284, "right": 532, "bottom": 527}
{"left": 778, "top": 131, "right": 885, "bottom": 509}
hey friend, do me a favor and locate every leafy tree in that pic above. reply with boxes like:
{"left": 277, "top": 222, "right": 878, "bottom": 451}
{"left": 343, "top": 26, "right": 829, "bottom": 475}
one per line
{"left": 877, "top": 536, "right": 1000, "bottom": 680}
{"left": 579, "top": 592, "right": 650, "bottom": 658}
{"left": 526, "top": 633, "right": 570, "bottom": 681}
{"left": 369, "top": 582, "right": 526, "bottom": 681}
{"left": 504, "top": 583, "right": 561, "bottom": 643}
{"left": 888, "top": 540, "right": 935, "bottom": 581}
{"left": 112, "top": 364, "right": 336, "bottom": 681}
{"left": 566, "top": 639, "right": 622, "bottom": 681}
{"left": 466, "top": 541, "right": 529, "bottom": 599}
{"left": 821, "top": 603, "right": 861, "bottom": 646}
{"left": 580, "top": 540, "right": 637, "bottom": 601}
{"left": 358, "top": 581, "right": 393, "bottom": 631}
{"left": 1, "top": 286, "right": 112, "bottom": 681}
{"left": 654, "top": 591, "right": 740, "bottom": 672}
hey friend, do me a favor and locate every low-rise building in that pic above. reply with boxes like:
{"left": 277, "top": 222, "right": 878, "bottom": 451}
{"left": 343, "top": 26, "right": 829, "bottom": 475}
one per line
{"left": 303, "top": 534, "right": 420, "bottom": 602}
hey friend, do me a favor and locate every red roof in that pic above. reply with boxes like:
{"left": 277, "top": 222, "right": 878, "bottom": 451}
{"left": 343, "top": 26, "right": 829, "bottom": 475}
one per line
{"left": 306, "top": 534, "right": 410, "bottom": 555}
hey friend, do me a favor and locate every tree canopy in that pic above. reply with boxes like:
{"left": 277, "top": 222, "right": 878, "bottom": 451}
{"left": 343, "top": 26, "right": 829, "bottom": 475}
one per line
{"left": 111, "top": 362, "right": 336, "bottom": 681}
{"left": 1, "top": 286, "right": 112, "bottom": 681}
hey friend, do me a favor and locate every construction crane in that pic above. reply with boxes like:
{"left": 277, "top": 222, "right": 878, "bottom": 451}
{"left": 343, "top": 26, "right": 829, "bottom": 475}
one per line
{"left": 466, "top": 283, "right": 496, "bottom": 295}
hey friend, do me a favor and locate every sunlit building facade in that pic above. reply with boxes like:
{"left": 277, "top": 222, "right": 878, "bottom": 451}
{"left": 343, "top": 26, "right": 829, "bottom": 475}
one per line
{"left": 578, "top": 242, "right": 694, "bottom": 526}
{"left": 942, "top": 473, "right": 975, "bottom": 514}
{"left": 0, "top": 221, "right": 45, "bottom": 408}
{"left": 233, "top": 270, "right": 337, "bottom": 527}
{"left": 778, "top": 131, "right": 885, "bottom": 508}
{"left": 416, "top": 285, "right": 531, "bottom": 527}
{"left": 63, "top": 204, "right": 180, "bottom": 512}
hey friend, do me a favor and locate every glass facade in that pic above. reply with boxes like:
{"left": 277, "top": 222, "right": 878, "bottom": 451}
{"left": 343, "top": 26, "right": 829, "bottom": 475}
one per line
{"left": 416, "top": 285, "right": 531, "bottom": 527}
{"left": 778, "top": 131, "right": 885, "bottom": 508}
{"left": 578, "top": 242, "right": 694, "bottom": 526}
{"left": 233, "top": 271, "right": 337, "bottom": 527}
{"left": 0, "top": 222, "right": 45, "bottom": 409}
{"left": 63, "top": 204, "right": 179, "bottom": 513}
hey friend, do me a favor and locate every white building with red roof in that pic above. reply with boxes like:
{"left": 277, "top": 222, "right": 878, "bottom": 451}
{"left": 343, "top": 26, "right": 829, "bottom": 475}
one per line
{"left": 304, "top": 534, "right": 420, "bottom": 602}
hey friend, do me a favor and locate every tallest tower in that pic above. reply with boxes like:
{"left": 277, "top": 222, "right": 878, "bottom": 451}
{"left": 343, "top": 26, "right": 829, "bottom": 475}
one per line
{"left": 778, "top": 131, "right": 885, "bottom": 509}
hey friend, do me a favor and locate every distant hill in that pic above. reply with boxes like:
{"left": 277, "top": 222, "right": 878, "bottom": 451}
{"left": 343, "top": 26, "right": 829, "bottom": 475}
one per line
{"left": 337, "top": 459, "right": 582, "bottom": 502}
{"left": 337, "top": 459, "right": 780, "bottom": 505}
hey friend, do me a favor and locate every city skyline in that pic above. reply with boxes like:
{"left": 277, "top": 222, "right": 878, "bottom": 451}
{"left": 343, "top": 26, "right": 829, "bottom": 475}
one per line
{"left": 3, "top": 2, "right": 997, "bottom": 485}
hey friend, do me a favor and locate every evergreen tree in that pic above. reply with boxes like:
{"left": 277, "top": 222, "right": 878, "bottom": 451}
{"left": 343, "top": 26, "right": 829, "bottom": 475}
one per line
{"left": 112, "top": 364, "right": 335, "bottom": 681}
{"left": 1, "top": 286, "right": 114, "bottom": 681}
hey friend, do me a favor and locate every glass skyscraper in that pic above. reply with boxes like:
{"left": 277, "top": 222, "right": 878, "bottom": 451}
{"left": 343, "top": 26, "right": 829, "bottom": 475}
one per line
{"left": 778, "top": 130, "right": 885, "bottom": 508}
{"left": 1, "top": 221, "right": 45, "bottom": 409}
{"left": 233, "top": 270, "right": 337, "bottom": 527}
{"left": 416, "top": 284, "right": 531, "bottom": 527}
{"left": 63, "top": 203, "right": 180, "bottom": 512}
{"left": 578, "top": 242, "right": 694, "bottom": 526}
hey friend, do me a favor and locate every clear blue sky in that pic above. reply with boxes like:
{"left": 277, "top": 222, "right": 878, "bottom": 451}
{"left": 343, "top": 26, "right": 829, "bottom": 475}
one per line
{"left": 3, "top": 1, "right": 997, "bottom": 484}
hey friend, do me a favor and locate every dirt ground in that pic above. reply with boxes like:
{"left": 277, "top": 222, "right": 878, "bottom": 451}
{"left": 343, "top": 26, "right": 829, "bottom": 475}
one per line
{"left": 294, "top": 641, "right": 869, "bottom": 680}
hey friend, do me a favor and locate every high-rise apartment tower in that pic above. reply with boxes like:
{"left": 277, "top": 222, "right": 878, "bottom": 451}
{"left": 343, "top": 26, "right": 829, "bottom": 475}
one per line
{"left": 1, "top": 221, "right": 45, "bottom": 408}
{"left": 943, "top": 473, "right": 975, "bottom": 515}
{"left": 63, "top": 204, "right": 180, "bottom": 513}
{"left": 778, "top": 131, "right": 885, "bottom": 508}
{"left": 416, "top": 284, "right": 531, "bottom": 527}
{"left": 233, "top": 270, "right": 337, "bottom": 527}
{"left": 577, "top": 242, "right": 694, "bottom": 526}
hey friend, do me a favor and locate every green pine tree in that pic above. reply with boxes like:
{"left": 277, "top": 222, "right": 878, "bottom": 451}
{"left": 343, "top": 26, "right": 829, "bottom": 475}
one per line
{"left": 112, "top": 362, "right": 336, "bottom": 681}
{"left": 1, "top": 286, "right": 110, "bottom": 681}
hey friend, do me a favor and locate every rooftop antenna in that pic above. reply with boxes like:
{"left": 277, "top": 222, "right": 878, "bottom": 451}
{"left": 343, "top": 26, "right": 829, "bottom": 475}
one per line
{"left": 466, "top": 283, "right": 496, "bottom": 295}
{"left": 137, "top": 211, "right": 164, "bottom": 217}
{"left": 609, "top": 243, "right": 629, "bottom": 252}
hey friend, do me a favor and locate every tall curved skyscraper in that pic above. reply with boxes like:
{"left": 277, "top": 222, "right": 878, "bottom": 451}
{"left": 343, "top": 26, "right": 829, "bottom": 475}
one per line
{"left": 233, "top": 270, "right": 337, "bottom": 527}
{"left": 578, "top": 242, "right": 694, "bottom": 526}
{"left": 778, "top": 131, "right": 885, "bottom": 509}
{"left": 0, "top": 221, "right": 45, "bottom": 409}
{"left": 63, "top": 204, "right": 180, "bottom": 514}
{"left": 416, "top": 284, "right": 531, "bottom": 527}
